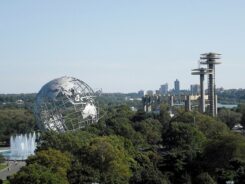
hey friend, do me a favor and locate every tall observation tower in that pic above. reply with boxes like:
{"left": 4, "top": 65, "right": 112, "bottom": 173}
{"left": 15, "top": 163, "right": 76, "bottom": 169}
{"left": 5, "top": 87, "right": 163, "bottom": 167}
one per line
{"left": 200, "top": 53, "right": 221, "bottom": 117}
{"left": 192, "top": 67, "right": 212, "bottom": 113}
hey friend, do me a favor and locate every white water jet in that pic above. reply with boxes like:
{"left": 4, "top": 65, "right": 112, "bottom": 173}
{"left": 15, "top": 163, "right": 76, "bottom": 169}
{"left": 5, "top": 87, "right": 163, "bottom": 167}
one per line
{"left": 10, "top": 132, "right": 37, "bottom": 160}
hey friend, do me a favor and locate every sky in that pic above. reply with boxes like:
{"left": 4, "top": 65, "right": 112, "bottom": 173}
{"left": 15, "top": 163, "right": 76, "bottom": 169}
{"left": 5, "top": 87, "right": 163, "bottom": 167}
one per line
{"left": 0, "top": 0, "right": 245, "bottom": 93}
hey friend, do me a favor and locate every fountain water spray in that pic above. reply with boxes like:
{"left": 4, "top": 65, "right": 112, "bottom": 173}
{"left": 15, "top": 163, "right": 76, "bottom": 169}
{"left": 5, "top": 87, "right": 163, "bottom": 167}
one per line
{"left": 10, "top": 132, "right": 37, "bottom": 160}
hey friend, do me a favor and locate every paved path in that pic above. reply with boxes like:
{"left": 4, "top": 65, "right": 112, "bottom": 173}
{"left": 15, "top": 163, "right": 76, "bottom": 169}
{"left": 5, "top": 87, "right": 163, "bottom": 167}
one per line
{"left": 0, "top": 147, "right": 9, "bottom": 152}
{"left": 0, "top": 161, "right": 26, "bottom": 180}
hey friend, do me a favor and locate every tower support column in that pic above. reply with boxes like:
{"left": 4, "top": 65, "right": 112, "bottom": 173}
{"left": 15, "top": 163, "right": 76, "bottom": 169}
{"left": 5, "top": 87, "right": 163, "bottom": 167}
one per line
{"left": 200, "top": 74, "right": 205, "bottom": 113}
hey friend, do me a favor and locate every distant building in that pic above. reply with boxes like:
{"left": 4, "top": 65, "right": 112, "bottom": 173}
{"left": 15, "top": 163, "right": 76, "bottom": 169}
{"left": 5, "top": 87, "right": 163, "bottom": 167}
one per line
{"left": 138, "top": 90, "right": 145, "bottom": 97}
{"left": 146, "top": 90, "right": 154, "bottom": 96}
{"left": 174, "top": 79, "right": 180, "bottom": 94}
{"left": 16, "top": 99, "right": 24, "bottom": 105}
{"left": 155, "top": 90, "right": 160, "bottom": 95}
{"left": 130, "top": 106, "right": 137, "bottom": 112}
{"left": 190, "top": 84, "right": 200, "bottom": 95}
{"left": 160, "top": 83, "right": 168, "bottom": 95}
{"left": 142, "top": 95, "right": 153, "bottom": 112}
{"left": 216, "top": 87, "right": 224, "bottom": 93}
{"left": 232, "top": 124, "right": 243, "bottom": 133}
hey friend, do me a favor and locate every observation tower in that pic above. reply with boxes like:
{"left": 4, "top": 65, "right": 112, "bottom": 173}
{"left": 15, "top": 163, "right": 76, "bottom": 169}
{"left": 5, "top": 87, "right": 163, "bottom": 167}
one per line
{"left": 200, "top": 53, "right": 221, "bottom": 117}
{"left": 192, "top": 67, "right": 212, "bottom": 113}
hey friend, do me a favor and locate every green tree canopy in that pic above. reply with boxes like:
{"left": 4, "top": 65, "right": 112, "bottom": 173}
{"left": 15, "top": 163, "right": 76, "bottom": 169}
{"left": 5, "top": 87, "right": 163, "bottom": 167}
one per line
{"left": 195, "top": 113, "right": 229, "bottom": 139}
{"left": 70, "top": 136, "right": 134, "bottom": 184}
{"left": 134, "top": 118, "right": 163, "bottom": 145}
{"left": 202, "top": 133, "right": 245, "bottom": 171}
{"left": 9, "top": 163, "right": 65, "bottom": 184}
{"left": 27, "top": 148, "right": 71, "bottom": 180}
{"left": 194, "top": 172, "right": 216, "bottom": 184}
{"left": 218, "top": 108, "right": 242, "bottom": 129}
{"left": 0, "top": 108, "right": 35, "bottom": 145}
{"left": 237, "top": 104, "right": 245, "bottom": 128}
{"left": 161, "top": 122, "right": 206, "bottom": 183}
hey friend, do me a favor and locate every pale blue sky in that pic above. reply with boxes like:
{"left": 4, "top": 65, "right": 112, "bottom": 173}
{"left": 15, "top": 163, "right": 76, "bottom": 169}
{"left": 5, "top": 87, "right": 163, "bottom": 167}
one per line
{"left": 0, "top": 0, "right": 245, "bottom": 93}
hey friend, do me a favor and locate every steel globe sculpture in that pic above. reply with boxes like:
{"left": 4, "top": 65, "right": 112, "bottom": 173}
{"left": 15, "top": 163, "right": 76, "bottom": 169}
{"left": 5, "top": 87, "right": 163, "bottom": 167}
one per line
{"left": 34, "top": 76, "right": 99, "bottom": 132}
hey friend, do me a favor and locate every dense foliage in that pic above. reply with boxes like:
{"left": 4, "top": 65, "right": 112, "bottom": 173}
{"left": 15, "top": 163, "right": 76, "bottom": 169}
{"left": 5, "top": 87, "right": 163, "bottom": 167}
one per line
{"left": 1, "top": 92, "right": 245, "bottom": 183}
{"left": 0, "top": 94, "right": 35, "bottom": 109}
{"left": 0, "top": 107, "right": 36, "bottom": 145}
{"left": 6, "top": 103, "right": 245, "bottom": 184}
{"left": 217, "top": 89, "right": 245, "bottom": 104}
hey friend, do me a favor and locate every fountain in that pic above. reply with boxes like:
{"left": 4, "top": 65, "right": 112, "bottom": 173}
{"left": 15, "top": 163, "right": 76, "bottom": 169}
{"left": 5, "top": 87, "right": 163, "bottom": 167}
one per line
{"left": 9, "top": 132, "right": 37, "bottom": 160}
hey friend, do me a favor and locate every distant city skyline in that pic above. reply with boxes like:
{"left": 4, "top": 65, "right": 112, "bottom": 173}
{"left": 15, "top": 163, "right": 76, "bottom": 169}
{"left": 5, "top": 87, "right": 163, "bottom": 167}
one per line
{"left": 141, "top": 79, "right": 202, "bottom": 95}
{"left": 0, "top": 1, "right": 245, "bottom": 93}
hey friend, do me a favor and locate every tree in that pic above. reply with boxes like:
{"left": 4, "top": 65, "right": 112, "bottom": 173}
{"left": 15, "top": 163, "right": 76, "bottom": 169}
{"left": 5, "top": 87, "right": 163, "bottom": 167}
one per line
{"left": 218, "top": 108, "right": 242, "bottom": 129}
{"left": 38, "top": 131, "right": 95, "bottom": 154}
{"left": 199, "top": 157, "right": 245, "bottom": 183}
{"left": 9, "top": 148, "right": 71, "bottom": 184}
{"left": 159, "top": 104, "right": 171, "bottom": 125}
{"left": 9, "top": 104, "right": 245, "bottom": 184}
{"left": 134, "top": 118, "right": 163, "bottom": 145}
{"left": 230, "top": 159, "right": 245, "bottom": 183}
{"left": 195, "top": 113, "right": 229, "bottom": 139}
{"left": 161, "top": 122, "right": 206, "bottom": 183}
{"left": 194, "top": 172, "right": 216, "bottom": 184}
{"left": 237, "top": 104, "right": 245, "bottom": 128}
{"left": 68, "top": 160, "right": 100, "bottom": 184}
{"left": 163, "top": 122, "right": 206, "bottom": 152}
{"left": 68, "top": 136, "right": 133, "bottom": 184}
{"left": 27, "top": 148, "right": 71, "bottom": 181}
{"left": 202, "top": 133, "right": 245, "bottom": 172}
{"left": 132, "top": 110, "right": 148, "bottom": 122}
{"left": 9, "top": 163, "right": 64, "bottom": 184}
{"left": 130, "top": 153, "right": 169, "bottom": 184}
{"left": 104, "top": 116, "right": 145, "bottom": 146}
{"left": 170, "top": 110, "right": 195, "bottom": 124}
{"left": 88, "top": 136, "right": 132, "bottom": 183}
{"left": 0, "top": 108, "right": 35, "bottom": 145}
{"left": 169, "top": 110, "right": 229, "bottom": 139}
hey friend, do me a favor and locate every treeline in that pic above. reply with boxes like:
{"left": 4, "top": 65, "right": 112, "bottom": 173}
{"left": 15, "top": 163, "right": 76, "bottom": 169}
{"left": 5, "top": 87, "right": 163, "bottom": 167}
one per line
{"left": 0, "top": 94, "right": 37, "bottom": 145}
{"left": 218, "top": 89, "right": 245, "bottom": 104}
{"left": 7, "top": 104, "right": 245, "bottom": 184}
{"left": 0, "top": 93, "right": 141, "bottom": 109}
{"left": 0, "top": 93, "right": 141, "bottom": 145}
{"left": 2, "top": 90, "right": 245, "bottom": 109}
{"left": 98, "top": 93, "right": 142, "bottom": 109}
{"left": 218, "top": 104, "right": 245, "bottom": 129}
{"left": 0, "top": 93, "right": 36, "bottom": 103}
{"left": 0, "top": 94, "right": 36, "bottom": 110}
{"left": 0, "top": 107, "right": 36, "bottom": 145}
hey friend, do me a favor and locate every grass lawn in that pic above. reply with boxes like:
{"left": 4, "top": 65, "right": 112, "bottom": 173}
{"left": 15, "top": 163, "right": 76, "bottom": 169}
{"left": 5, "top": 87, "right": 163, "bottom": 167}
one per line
{"left": 0, "top": 163, "right": 7, "bottom": 170}
{"left": 3, "top": 180, "right": 10, "bottom": 184}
